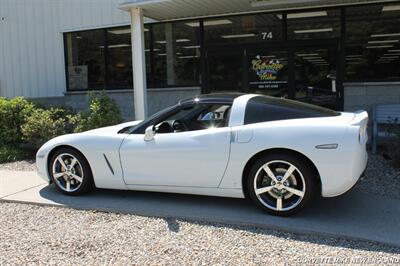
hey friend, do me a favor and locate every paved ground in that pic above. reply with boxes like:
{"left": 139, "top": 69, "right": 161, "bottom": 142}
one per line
{"left": 1, "top": 170, "right": 400, "bottom": 247}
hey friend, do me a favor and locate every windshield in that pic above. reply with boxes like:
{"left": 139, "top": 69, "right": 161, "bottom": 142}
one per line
{"left": 130, "top": 104, "right": 179, "bottom": 134}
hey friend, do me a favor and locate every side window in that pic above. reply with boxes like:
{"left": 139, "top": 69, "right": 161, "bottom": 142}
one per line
{"left": 244, "top": 98, "right": 274, "bottom": 125}
{"left": 155, "top": 103, "right": 231, "bottom": 133}
{"left": 244, "top": 96, "right": 340, "bottom": 125}
{"left": 197, "top": 105, "right": 231, "bottom": 122}
{"left": 244, "top": 98, "right": 307, "bottom": 125}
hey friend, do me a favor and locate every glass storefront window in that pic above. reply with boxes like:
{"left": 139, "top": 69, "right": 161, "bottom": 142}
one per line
{"left": 64, "top": 3, "right": 400, "bottom": 94}
{"left": 287, "top": 9, "right": 341, "bottom": 40}
{"left": 207, "top": 49, "right": 244, "bottom": 92}
{"left": 65, "top": 26, "right": 152, "bottom": 91}
{"left": 294, "top": 47, "right": 338, "bottom": 109}
{"left": 151, "top": 21, "right": 200, "bottom": 87}
{"left": 65, "top": 30, "right": 106, "bottom": 90}
{"left": 106, "top": 27, "right": 132, "bottom": 89}
{"left": 204, "top": 13, "right": 282, "bottom": 45}
{"left": 345, "top": 4, "right": 400, "bottom": 81}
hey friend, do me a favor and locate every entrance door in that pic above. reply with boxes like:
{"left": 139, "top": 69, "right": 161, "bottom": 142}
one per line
{"left": 293, "top": 46, "right": 339, "bottom": 110}
{"left": 205, "top": 43, "right": 342, "bottom": 110}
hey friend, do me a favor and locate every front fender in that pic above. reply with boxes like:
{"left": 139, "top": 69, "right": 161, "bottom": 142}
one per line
{"left": 36, "top": 132, "right": 128, "bottom": 190}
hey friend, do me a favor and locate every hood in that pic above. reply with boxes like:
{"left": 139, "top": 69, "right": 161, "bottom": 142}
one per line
{"left": 36, "top": 120, "right": 143, "bottom": 159}
{"left": 83, "top": 120, "right": 143, "bottom": 135}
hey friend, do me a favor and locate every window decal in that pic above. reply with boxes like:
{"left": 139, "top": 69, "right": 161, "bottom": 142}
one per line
{"left": 251, "top": 55, "right": 284, "bottom": 81}
{"left": 249, "top": 55, "right": 288, "bottom": 91}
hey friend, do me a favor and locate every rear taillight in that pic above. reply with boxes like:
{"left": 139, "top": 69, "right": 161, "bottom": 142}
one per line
{"left": 359, "top": 124, "right": 368, "bottom": 144}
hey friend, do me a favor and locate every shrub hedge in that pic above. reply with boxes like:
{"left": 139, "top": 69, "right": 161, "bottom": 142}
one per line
{"left": 0, "top": 92, "right": 123, "bottom": 153}
{"left": 0, "top": 97, "right": 35, "bottom": 146}
{"left": 73, "top": 92, "right": 123, "bottom": 133}
{"left": 21, "top": 107, "right": 76, "bottom": 148}
{"left": 0, "top": 145, "right": 27, "bottom": 163}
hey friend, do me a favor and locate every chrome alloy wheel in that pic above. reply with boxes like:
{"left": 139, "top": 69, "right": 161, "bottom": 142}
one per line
{"left": 52, "top": 153, "right": 84, "bottom": 193}
{"left": 253, "top": 160, "right": 306, "bottom": 212}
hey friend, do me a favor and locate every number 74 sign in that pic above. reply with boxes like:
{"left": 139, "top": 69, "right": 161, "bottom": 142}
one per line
{"left": 261, "top": 32, "right": 273, "bottom": 39}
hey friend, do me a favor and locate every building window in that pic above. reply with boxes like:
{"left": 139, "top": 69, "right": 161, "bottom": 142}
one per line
{"left": 345, "top": 4, "right": 400, "bottom": 81}
{"left": 106, "top": 27, "right": 133, "bottom": 89}
{"left": 287, "top": 9, "right": 341, "bottom": 40}
{"left": 204, "top": 13, "right": 283, "bottom": 45}
{"left": 64, "top": 23, "right": 199, "bottom": 91}
{"left": 150, "top": 21, "right": 201, "bottom": 87}
{"left": 65, "top": 30, "right": 106, "bottom": 90}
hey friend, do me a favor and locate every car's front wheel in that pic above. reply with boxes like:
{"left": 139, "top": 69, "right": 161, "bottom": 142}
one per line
{"left": 247, "top": 153, "right": 317, "bottom": 216}
{"left": 48, "top": 147, "right": 94, "bottom": 196}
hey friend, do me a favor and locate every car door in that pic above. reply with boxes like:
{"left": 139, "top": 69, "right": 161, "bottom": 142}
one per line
{"left": 119, "top": 104, "right": 232, "bottom": 187}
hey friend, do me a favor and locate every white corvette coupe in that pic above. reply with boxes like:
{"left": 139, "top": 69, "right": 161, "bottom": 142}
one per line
{"left": 36, "top": 94, "right": 368, "bottom": 216}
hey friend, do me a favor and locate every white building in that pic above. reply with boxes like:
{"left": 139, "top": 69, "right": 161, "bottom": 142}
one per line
{"left": 1, "top": 0, "right": 400, "bottom": 120}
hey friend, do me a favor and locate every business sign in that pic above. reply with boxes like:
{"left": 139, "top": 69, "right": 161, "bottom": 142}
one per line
{"left": 249, "top": 55, "right": 288, "bottom": 92}
{"left": 251, "top": 55, "right": 284, "bottom": 81}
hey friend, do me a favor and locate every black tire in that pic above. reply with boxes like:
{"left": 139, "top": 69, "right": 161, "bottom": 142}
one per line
{"left": 48, "top": 147, "right": 94, "bottom": 196}
{"left": 247, "top": 152, "right": 317, "bottom": 216}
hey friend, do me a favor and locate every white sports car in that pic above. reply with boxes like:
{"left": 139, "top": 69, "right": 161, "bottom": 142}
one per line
{"left": 36, "top": 94, "right": 368, "bottom": 216}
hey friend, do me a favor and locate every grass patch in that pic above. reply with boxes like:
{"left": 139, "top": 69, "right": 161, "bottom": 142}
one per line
{"left": 0, "top": 146, "right": 28, "bottom": 163}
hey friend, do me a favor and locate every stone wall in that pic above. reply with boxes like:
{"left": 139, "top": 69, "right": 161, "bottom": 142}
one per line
{"left": 344, "top": 82, "right": 400, "bottom": 114}
{"left": 30, "top": 96, "right": 66, "bottom": 108}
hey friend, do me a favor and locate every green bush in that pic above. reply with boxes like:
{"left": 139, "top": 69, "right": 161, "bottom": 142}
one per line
{"left": 0, "top": 93, "right": 122, "bottom": 156}
{"left": 20, "top": 92, "right": 122, "bottom": 147}
{"left": 21, "top": 107, "right": 75, "bottom": 148}
{"left": 0, "top": 145, "right": 27, "bottom": 163}
{"left": 73, "top": 92, "right": 123, "bottom": 133}
{"left": 0, "top": 97, "right": 35, "bottom": 146}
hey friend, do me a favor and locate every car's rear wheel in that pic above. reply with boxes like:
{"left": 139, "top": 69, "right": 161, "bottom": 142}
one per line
{"left": 247, "top": 153, "right": 317, "bottom": 216}
{"left": 49, "top": 147, "right": 94, "bottom": 196}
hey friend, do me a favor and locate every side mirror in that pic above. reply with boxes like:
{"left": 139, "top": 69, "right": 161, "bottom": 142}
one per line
{"left": 144, "top": 125, "right": 155, "bottom": 141}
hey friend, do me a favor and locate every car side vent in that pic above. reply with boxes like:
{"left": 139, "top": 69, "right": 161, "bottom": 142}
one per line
{"left": 103, "top": 154, "right": 115, "bottom": 175}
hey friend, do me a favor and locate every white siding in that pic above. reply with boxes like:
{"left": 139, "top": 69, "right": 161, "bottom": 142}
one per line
{"left": 0, "top": 0, "right": 132, "bottom": 98}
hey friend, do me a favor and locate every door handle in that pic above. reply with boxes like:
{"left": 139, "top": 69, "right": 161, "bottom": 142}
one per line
{"left": 230, "top": 131, "right": 236, "bottom": 143}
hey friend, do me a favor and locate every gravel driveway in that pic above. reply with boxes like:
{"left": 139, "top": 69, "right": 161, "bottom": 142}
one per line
{"left": 1, "top": 153, "right": 400, "bottom": 265}
{"left": 355, "top": 154, "right": 400, "bottom": 199}
{"left": 0, "top": 202, "right": 399, "bottom": 265}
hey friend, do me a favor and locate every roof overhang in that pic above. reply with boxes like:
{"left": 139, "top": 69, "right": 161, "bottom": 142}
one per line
{"left": 119, "top": 0, "right": 395, "bottom": 22}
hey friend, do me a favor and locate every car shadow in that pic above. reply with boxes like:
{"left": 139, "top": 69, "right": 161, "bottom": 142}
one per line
{"left": 38, "top": 184, "right": 400, "bottom": 253}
